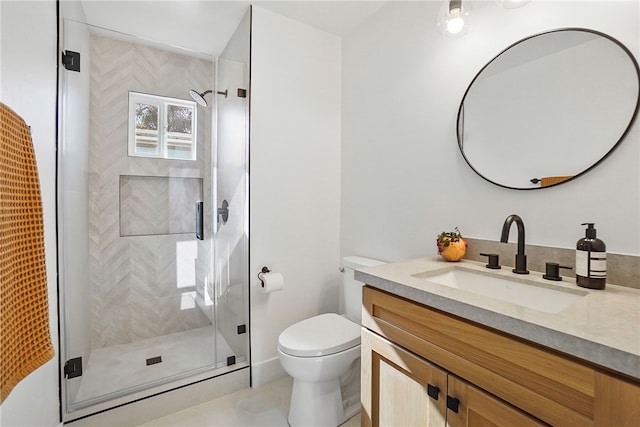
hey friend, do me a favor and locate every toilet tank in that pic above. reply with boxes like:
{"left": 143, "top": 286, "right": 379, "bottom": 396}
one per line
{"left": 342, "top": 256, "right": 386, "bottom": 324}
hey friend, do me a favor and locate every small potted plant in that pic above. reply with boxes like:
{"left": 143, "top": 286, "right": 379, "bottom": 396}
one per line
{"left": 437, "top": 227, "right": 467, "bottom": 262}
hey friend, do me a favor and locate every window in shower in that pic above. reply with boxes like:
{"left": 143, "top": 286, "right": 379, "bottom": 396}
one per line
{"left": 128, "top": 91, "right": 197, "bottom": 160}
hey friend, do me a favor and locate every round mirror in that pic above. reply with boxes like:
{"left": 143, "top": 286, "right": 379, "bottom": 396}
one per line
{"left": 457, "top": 28, "right": 640, "bottom": 189}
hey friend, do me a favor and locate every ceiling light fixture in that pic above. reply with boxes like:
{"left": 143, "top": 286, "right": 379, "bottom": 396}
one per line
{"left": 436, "top": 0, "right": 469, "bottom": 38}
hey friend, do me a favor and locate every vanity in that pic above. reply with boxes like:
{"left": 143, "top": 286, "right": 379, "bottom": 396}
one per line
{"left": 357, "top": 258, "right": 640, "bottom": 426}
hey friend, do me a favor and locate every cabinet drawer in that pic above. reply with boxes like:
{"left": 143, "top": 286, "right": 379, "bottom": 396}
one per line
{"left": 363, "top": 286, "right": 594, "bottom": 426}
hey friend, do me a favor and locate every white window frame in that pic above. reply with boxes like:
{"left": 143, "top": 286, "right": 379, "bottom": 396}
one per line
{"left": 128, "top": 91, "right": 197, "bottom": 161}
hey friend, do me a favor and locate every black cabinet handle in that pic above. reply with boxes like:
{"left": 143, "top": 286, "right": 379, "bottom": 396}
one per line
{"left": 446, "top": 395, "right": 460, "bottom": 413}
{"left": 427, "top": 384, "right": 440, "bottom": 400}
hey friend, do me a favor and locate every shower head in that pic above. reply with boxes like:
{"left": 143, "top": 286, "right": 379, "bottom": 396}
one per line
{"left": 189, "top": 89, "right": 212, "bottom": 107}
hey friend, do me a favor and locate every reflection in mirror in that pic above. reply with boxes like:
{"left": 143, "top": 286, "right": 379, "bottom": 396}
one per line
{"left": 458, "top": 29, "right": 640, "bottom": 189}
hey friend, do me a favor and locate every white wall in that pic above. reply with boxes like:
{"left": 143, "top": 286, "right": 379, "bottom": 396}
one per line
{"left": 249, "top": 6, "right": 342, "bottom": 386}
{"left": 341, "top": 0, "right": 640, "bottom": 264}
{"left": 0, "top": 1, "right": 60, "bottom": 426}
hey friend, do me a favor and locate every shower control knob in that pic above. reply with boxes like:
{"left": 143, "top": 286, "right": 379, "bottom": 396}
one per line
{"left": 217, "top": 200, "right": 229, "bottom": 225}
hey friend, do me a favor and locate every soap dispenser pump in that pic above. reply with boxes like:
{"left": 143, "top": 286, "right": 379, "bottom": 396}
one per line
{"left": 576, "top": 223, "right": 606, "bottom": 289}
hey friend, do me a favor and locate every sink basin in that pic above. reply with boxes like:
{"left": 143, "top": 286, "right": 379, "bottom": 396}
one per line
{"left": 411, "top": 267, "right": 588, "bottom": 313}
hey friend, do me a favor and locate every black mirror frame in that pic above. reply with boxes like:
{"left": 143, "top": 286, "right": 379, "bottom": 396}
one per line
{"left": 457, "top": 28, "right": 640, "bottom": 190}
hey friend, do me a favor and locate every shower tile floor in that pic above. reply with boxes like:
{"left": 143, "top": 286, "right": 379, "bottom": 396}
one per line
{"left": 136, "top": 375, "right": 361, "bottom": 427}
{"left": 76, "top": 326, "right": 235, "bottom": 402}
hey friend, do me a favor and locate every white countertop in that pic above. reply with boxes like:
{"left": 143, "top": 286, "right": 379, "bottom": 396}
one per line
{"left": 356, "top": 256, "right": 640, "bottom": 381}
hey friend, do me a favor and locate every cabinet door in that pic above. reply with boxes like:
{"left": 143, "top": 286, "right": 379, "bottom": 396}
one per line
{"left": 594, "top": 372, "right": 640, "bottom": 426}
{"left": 362, "top": 328, "right": 447, "bottom": 427}
{"left": 446, "top": 375, "right": 547, "bottom": 427}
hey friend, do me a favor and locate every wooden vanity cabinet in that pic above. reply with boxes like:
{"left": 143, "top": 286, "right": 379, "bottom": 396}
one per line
{"left": 361, "top": 286, "right": 640, "bottom": 427}
{"left": 361, "top": 328, "right": 544, "bottom": 427}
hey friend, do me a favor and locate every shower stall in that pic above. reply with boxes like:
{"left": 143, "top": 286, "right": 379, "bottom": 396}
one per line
{"left": 57, "top": 8, "right": 251, "bottom": 422}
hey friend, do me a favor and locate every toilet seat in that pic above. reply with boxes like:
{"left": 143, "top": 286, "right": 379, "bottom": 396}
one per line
{"left": 278, "top": 313, "right": 361, "bottom": 357}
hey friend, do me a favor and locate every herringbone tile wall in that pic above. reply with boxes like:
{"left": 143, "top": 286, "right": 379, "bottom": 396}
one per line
{"left": 89, "top": 33, "right": 214, "bottom": 348}
{"left": 119, "top": 175, "right": 203, "bottom": 236}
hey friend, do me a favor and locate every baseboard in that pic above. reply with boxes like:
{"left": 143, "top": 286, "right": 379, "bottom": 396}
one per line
{"left": 251, "top": 357, "right": 287, "bottom": 387}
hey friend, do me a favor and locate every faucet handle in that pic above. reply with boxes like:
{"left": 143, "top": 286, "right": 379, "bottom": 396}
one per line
{"left": 479, "top": 253, "right": 501, "bottom": 270}
{"left": 543, "top": 262, "right": 572, "bottom": 281}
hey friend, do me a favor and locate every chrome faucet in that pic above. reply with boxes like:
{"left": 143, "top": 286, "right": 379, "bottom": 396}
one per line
{"left": 500, "top": 214, "right": 529, "bottom": 274}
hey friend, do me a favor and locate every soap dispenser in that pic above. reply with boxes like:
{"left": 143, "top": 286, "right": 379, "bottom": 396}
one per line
{"left": 576, "top": 223, "right": 606, "bottom": 289}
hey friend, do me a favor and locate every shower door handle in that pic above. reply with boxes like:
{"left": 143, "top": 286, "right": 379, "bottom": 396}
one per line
{"left": 217, "top": 200, "right": 229, "bottom": 225}
{"left": 195, "top": 201, "right": 204, "bottom": 240}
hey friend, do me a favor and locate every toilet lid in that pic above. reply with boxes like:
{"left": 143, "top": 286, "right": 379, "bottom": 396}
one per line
{"left": 278, "top": 313, "right": 361, "bottom": 357}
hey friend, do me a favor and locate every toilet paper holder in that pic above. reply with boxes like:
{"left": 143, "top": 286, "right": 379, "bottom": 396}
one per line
{"left": 258, "top": 266, "right": 271, "bottom": 287}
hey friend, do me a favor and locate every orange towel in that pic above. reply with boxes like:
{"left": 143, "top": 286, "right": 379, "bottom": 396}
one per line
{"left": 1, "top": 103, "right": 54, "bottom": 402}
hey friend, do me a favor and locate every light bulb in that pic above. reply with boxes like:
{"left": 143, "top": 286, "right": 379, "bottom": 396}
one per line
{"left": 446, "top": 10, "right": 465, "bottom": 34}
{"left": 436, "top": 0, "right": 469, "bottom": 38}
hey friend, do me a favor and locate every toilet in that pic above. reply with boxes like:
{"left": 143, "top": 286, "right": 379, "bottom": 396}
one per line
{"left": 278, "top": 256, "right": 385, "bottom": 427}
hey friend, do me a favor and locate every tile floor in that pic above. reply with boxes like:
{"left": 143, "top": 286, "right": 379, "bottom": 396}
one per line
{"left": 75, "top": 326, "right": 236, "bottom": 403}
{"left": 136, "top": 376, "right": 361, "bottom": 427}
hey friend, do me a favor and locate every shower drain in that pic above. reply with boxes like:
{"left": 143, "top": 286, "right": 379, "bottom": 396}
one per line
{"left": 146, "top": 356, "right": 162, "bottom": 366}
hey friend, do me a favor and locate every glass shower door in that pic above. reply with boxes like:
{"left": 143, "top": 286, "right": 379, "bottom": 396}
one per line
{"left": 212, "top": 10, "right": 251, "bottom": 372}
{"left": 58, "top": 18, "right": 224, "bottom": 420}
